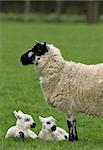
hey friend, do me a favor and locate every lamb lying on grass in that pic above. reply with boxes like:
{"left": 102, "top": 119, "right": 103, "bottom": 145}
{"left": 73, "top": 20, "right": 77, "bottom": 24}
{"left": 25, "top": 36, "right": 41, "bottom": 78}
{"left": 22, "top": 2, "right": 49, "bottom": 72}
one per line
{"left": 5, "top": 110, "right": 37, "bottom": 139}
{"left": 21, "top": 41, "right": 103, "bottom": 141}
{"left": 38, "top": 116, "right": 69, "bottom": 141}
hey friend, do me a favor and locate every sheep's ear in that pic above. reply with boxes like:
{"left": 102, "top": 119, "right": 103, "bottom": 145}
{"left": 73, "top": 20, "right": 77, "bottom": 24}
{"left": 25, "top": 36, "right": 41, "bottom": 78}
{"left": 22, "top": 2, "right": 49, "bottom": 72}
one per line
{"left": 44, "top": 42, "right": 46, "bottom": 46}
{"left": 39, "top": 116, "right": 44, "bottom": 122}
{"left": 35, "top": 40, "right": 40, "bottom": 44}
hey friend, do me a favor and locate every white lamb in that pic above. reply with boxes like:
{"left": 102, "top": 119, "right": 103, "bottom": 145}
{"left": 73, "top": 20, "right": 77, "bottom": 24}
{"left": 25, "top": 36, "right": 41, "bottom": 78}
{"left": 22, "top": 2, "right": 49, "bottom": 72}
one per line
{"left": 5, "top": 110, "right": 37, "bottom": 139}
{"left": 21, "top": 41, "right": 103, "bottom": 141}
{"left": 38, "top": 116, "right": 69, "bottom": 141}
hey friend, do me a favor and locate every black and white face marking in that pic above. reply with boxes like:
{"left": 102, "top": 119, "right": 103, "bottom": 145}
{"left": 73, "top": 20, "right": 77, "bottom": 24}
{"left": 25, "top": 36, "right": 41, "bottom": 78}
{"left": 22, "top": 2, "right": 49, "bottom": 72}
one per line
{"left": 28, "top": 51, "right": 34, "bottom": 58}
{"left": 20, "top": 41, "right": 48, "bottom": 65}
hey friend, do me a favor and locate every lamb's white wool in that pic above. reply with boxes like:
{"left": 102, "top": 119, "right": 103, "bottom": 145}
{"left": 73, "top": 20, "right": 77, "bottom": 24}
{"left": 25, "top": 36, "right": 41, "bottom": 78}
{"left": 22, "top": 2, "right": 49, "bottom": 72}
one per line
{"left": 5, "top": 110, "right": 37, "bottom": 139}
{"left": 36, "top": 44, "right": 103, "bottom": 118}
{"left": 38, "top": 116, "right": 68, "bottom": 141}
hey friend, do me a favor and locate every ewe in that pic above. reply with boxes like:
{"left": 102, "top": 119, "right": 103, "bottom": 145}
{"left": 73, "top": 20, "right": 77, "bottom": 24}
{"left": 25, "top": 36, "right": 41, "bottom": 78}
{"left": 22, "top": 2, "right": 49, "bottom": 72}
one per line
{"left": 5, "top": 110, "right": 37, "bottom": 139}
{"left": 21, "top": 41, "right": 103, "bottom": 141}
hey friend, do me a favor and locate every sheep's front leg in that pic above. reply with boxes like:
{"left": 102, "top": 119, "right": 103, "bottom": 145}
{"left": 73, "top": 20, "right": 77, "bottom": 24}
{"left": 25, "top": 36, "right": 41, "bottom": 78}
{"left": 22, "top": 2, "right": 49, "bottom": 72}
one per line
{"left": 67, "top": 118, "right": 78, "bottom": 141}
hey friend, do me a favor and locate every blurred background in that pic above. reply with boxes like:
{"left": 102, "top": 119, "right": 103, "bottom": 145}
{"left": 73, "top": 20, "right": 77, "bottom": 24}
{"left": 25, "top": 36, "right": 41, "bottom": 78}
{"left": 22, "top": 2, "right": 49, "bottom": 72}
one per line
{"left": 0, "top": 0, "right": 103, "bottom": 23}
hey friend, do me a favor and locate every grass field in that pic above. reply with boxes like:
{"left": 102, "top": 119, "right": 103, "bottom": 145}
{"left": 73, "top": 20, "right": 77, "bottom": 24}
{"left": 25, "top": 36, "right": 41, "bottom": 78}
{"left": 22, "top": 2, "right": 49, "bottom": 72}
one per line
{"left": 0, "top": 20, "right": 103, "bottom": 150}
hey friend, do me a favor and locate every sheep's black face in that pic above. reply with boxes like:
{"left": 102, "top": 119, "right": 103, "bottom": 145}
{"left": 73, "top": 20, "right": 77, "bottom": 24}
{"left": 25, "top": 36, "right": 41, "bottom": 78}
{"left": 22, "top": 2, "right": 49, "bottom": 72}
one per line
{"left": 20, "top": 41, "right": 48, "bottom": 65}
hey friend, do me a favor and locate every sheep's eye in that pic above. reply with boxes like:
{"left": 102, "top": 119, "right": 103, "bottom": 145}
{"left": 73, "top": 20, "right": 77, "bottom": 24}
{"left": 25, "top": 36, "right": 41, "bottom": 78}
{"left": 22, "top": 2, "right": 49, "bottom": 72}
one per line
{"left": 25, "top": 118, "right": 30, "bottom": 122}
{"left": 47, "top": 122, "right": 50, "bottom": 124}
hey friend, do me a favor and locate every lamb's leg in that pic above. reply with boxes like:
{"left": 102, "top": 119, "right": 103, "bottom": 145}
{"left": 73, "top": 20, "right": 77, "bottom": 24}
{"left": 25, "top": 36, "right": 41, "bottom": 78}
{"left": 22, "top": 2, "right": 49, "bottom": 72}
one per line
{"left": 19, "top": 131, "right": 24, "bottom": 138}
{"left": 16, "top": 131, "right": 24, "bottom": 138}
{"left": 67, "top": 118, "right": 78, "bottom": 141}
{"left": 28, "top": 129, "right": 38, "bottom": 139}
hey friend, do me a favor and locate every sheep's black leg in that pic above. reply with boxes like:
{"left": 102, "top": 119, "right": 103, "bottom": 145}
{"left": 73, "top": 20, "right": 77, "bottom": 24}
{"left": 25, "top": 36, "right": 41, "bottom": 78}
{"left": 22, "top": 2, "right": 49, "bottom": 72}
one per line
{"left": 73, "top": 120, "right": 78, "bottom": 140}
{"left": 67, "top": 119, "right": 78, "bottom": 141}
{"left": 67, "top": 119, "right": 74, "bottom": 141}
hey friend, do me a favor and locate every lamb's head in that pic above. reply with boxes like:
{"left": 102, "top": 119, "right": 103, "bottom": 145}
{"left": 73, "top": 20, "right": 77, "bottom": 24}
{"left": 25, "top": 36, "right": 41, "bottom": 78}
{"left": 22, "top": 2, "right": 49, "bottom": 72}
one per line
{"left": 39, "top": 116, "right": 57, "bottom": 132}
{"left": 20, "top": 41, "right": 48, "bottom": 66}
{"left": 14, "top": 110, "right": 36, "bottom": 129}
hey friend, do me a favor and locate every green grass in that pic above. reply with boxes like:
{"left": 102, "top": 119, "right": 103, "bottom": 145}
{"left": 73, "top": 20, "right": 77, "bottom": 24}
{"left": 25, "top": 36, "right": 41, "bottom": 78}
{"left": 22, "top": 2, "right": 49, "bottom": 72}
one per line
{"left": 0, "top": 20, "right": 103, "bottom": 150}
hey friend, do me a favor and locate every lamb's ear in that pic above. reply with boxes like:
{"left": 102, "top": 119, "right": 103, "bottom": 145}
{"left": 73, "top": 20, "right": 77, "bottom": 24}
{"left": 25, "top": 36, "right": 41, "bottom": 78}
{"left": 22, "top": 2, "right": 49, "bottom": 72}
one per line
{"left": 13, "top": 110, "right": 23, "bottom": 119}
{"left": 39, "top": 116, "right": 44, "bottom": 122}
{"left": 50, "top": 116, "right": 56, "bottom": 122}
{"left": 13, "top": 110, "right": 18, "bottom": 118}
{"left": 18, "top": 110, "right": 24, "bottom": 115}
{"left": 13, "top": 110, "right": 22, "bottom": 119}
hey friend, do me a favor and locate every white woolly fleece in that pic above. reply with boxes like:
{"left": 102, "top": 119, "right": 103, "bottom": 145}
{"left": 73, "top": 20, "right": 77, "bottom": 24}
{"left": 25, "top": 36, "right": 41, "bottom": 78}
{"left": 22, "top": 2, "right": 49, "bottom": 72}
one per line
{"left": 36, "top": 44, "right": 103, "bottom": 119}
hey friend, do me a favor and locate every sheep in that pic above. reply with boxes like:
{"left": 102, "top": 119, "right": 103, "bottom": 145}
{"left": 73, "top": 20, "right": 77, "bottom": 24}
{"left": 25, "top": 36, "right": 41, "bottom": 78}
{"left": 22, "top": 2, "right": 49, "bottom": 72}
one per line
{"left": 5, "top": 110, "right": 37, "bottom": 139}
{"left": 20, "top": 41, "right": 103, "bottom": 141}
{"left": 38, "top": 116, "right": 69, "bottom": 141}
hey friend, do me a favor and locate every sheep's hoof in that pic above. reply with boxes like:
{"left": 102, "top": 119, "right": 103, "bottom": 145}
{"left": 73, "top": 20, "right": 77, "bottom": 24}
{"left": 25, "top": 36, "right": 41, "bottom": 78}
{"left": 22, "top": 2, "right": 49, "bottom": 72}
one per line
{"left": 19, "top": 131, "right": 24, "bottom": 138}
{"left": 69, "top": 134, "right": 78, "bottom": 141}
{"left": 69, "top": 137, "right": 74, "bottom": 141}
{"left": 69, "top": 137, "right": 78, "bottom": 141}
{"left": 69, "top": 134, "right": 74, "bottom": 141}
{"left": 74, "top": 136, "right": 78, "bottom": 141}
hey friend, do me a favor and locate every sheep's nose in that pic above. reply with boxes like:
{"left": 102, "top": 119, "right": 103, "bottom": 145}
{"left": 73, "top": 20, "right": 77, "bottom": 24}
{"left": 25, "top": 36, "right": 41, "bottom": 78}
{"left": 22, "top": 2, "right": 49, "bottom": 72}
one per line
{"left": 51, "top": 125, "right": 56, "bottom": 131}
{"left": 31, "top": 123, "right": 36, "bottom": 128}
{"left": 20, "top": 55, "right": 28, "bottom": 65}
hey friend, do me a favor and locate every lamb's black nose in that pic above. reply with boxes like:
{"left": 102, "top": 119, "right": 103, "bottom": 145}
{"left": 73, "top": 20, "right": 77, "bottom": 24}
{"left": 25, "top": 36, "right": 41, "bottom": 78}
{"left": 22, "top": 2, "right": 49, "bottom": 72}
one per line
{"left": 31, "top": 123, "right": 36, "bottom": 128}
{"left": 51, "top": 125, "right": 56, "bottom": 131}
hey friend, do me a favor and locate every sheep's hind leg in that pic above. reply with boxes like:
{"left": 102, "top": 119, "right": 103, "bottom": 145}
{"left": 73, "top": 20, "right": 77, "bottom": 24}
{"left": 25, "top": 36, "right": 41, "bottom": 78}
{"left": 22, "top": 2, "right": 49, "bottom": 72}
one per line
{"left": 67, "top": 119, "right": 78, "bottom": 141}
